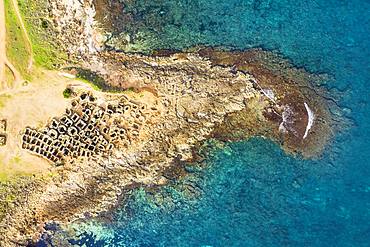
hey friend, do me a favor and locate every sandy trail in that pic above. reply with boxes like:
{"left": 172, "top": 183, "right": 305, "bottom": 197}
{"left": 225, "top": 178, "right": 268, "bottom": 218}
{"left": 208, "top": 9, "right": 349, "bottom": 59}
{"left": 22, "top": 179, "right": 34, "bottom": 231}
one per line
{"left": 5, "top": 58, "right": 22, "bottom": 88}
{"left": 0, "top": 0, "right": 31, "bottom": 90}
{"left": 0, "top": 0, "right": 23, "bottom": 89}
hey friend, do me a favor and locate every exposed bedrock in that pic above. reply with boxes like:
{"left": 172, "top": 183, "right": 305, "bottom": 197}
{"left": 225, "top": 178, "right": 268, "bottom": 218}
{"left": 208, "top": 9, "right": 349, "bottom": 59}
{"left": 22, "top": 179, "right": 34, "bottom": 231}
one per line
{"left": 0, "top": 1, "right": 340, "bottom": 245}
{"left": 94, "top": 48, "right": 336, "bottom": 157}
{"left": 197, "top": 48, "right": 336, "bottom": 157}
{"left": 0, "top": 47, "right": 337, "bottom": 245}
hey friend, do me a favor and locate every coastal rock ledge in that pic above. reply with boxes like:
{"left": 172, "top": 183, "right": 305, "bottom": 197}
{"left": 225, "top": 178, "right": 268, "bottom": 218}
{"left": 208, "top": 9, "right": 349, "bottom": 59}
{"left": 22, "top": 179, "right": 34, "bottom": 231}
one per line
{"left": 0, "top": 1, "right": 337, "bottom": 245}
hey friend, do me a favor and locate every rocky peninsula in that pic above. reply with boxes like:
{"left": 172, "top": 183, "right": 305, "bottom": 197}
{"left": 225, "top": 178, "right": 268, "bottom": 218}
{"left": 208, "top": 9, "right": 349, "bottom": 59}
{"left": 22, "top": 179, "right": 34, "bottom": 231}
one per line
{"left": 0, "top": 0, "right": 338, "bottom": 245}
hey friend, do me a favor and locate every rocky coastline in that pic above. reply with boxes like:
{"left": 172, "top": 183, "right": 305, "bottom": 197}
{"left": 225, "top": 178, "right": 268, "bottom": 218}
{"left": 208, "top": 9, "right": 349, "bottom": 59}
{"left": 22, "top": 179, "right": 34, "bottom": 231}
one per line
{"left": 0, "top": 0, "right": 339, "bottom": 245}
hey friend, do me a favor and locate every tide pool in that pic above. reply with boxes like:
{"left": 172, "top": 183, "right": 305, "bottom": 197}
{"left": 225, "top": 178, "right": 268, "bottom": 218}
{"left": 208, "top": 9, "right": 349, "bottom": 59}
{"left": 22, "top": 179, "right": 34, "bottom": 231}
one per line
{"left": 43, "top": 0, "right": 370, "bottom": 246}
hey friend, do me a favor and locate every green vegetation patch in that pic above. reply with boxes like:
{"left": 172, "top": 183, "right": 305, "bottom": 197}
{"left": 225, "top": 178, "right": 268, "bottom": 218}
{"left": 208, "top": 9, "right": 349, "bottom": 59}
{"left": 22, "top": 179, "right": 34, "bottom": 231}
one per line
{"left": 0, "top": 94, "right": 11, "bottom": 109}
{"left": 0, "top": 175, "right": 41, "bottom": 221}
{"left": 63, "top": 88, "right": 73, "bottom": 98}
{"left": 17, "top": 0, "right": 67, "bottom": 69}
{"left": 4, "top": 0, "right": 31, "bottom": 80}
{"left": 71, "top": 67, "right": 131, "bottom": 93}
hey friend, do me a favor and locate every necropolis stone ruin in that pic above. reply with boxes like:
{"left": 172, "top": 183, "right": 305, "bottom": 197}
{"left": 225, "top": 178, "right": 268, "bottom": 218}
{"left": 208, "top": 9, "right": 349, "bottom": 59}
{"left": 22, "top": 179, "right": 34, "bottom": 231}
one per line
{"left": 21, "top": 92, "right": 150, "bottom": 164}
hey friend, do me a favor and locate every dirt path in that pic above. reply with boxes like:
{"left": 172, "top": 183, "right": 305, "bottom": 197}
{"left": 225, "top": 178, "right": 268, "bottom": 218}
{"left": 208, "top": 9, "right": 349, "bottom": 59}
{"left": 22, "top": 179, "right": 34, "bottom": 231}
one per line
{"left": 10, "top": 0, "right": 33, "bottom": 72}
{"left": 5, "top": 58, "right": 22, "bottom": 87}
{"left": 0, "top": 0, "right": 25, "bottom": 89}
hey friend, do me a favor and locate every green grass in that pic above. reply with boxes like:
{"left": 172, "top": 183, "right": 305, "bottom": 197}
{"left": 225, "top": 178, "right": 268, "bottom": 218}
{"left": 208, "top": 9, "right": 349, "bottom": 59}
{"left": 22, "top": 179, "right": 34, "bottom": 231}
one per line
{"left": 0, "top": 170, "right": 23, "bottom": 183}
{"left": 63, "top": 88, "right": 73, "bottom": 98}
{"left": 4, "top": 0, "right": 31, "bottom": 80}
{"left": 74, "top": 68, "right": 108, "bottom": 91}
{"left": 10, "top": 155, "right": 22, "bottom": 165}
{"left": 0, "top": 175, "right": 40, "bottom": 220}
{"left": 77, "top": 78, "right": 104, "bottom": 92}
{"left": 0, "top": 159, "right": 28, "bottom": 184}
{"left": 0, "top": 173, "right": 8, "bottom": 183}
{"left": 73, "top": 67, "right": 133, "bottom": 93}
{"left": 0, "top": 95, "right": 12, "bottom": 109}
{"left": 4, "top": 66, "right": 14, "bottom": 87}
{"left": 17, "top": 0, "right": 67, "bottom": 69}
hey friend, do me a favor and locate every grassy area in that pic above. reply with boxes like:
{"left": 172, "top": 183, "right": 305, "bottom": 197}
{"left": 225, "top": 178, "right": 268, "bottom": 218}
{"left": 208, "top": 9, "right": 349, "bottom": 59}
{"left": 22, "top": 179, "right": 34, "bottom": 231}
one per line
{"left": 63, "top": 88, "right": 72, "bottom": 98}
{"left": 74, "top": 68, "right": 109, "bottom": 91}
{"left": 77, "top": 77, "right": 104, "bottom": 92}
{"left": 0, "top": 155, "right": 28, "bottom": 183}
{"left": 0, "top": 170, "right": 24, "bottom": 183}
{"left": 4, "top": 67, "right": 14, "bottom": 88}
{"left": 4, "top": 0, "right": 31, "bottom": 80}
{"left": 0, "top": 94, "right": 11, "bottom": 109}
{"left": 17, "top": 0, "right": 67, "bottom": 69}
{"left": 0, "top": 175, "right": 41, "bottom": 220}
{"left": 73, "top": 67, "right": 133, "bottom": 93}
{"left": 0, "top": 181, "right": 16, "bottom": 220}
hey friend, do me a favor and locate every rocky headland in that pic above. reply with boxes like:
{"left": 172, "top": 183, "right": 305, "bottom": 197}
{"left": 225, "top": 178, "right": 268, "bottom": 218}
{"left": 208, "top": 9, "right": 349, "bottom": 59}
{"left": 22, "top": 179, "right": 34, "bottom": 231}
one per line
{"left": 0, "top": 0, "right": 339, "bottom": 245}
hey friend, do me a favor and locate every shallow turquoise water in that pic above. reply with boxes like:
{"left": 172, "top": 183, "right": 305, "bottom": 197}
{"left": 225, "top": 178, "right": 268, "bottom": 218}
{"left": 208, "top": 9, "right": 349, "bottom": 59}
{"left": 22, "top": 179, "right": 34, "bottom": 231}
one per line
{"left": 40, "top": 0, "right": 369, "bottom": 246}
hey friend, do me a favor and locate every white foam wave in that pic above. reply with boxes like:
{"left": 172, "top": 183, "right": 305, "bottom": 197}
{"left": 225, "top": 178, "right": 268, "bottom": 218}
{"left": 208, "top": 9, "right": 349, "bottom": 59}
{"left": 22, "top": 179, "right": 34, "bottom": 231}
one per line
{"left": 303, "top": 102, "right": 315, "bottom": 139}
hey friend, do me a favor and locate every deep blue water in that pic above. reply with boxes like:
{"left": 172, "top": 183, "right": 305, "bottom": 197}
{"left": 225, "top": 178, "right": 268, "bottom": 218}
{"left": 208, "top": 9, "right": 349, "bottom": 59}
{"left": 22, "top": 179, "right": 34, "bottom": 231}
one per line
{"left": 45, "top": 0, "right": 370, "bottom": 246}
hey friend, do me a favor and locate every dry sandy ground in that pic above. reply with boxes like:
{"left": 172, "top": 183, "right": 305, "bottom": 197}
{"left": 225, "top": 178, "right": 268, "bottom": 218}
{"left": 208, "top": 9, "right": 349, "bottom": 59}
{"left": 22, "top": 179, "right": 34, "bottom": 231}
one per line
{"left": 0, "top": 71, "right": 82, "bottom": 179}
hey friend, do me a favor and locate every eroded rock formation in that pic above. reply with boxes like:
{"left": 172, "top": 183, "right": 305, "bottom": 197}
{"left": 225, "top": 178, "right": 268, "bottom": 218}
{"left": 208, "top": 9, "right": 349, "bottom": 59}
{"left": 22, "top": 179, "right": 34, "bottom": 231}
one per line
{"left": 1, "top": 48, "right": 337, "bottom": 245}
{"left": 0, "top": 1, "right": 339, "bottom": 245}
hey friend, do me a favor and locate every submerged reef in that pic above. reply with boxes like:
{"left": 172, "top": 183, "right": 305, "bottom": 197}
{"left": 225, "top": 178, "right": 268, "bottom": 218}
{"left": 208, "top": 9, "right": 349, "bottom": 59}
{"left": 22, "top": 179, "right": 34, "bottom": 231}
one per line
{"left": 197, "top": 48, "right": 335, "bottom": 157}
{"left": 0, "top": 0, "right": 339, "bottom": 245}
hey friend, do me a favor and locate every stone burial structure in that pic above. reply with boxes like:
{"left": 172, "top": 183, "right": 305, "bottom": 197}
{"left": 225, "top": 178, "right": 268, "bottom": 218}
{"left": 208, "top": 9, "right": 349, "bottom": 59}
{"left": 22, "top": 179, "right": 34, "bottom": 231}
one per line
{"left": 21, "top": 91, "right": 151, "bottom": 164}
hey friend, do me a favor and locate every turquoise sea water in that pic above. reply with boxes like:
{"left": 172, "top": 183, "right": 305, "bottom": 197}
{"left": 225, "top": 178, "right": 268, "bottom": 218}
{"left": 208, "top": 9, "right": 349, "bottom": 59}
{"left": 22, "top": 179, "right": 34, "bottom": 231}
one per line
{"left": 40, "top": 0, "right": 369, "bottom": 246}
